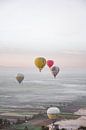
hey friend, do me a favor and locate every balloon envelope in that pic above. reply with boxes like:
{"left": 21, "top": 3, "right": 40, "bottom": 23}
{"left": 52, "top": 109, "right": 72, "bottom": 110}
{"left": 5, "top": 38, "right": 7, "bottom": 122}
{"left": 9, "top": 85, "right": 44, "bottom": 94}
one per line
{"left": 16, "top": 73, "right": 24, "bottom": 84}
{"left": 47, "top": 60, "right": 54, "bottom": 68}
{"left": 34, "top": 57, "right": 46, "bottom": 71}
{"left": 51, "top": 66, "right": 60, "bottom": 78}
{"left": 47, "top": 107, "right": 60, "bottom": 119}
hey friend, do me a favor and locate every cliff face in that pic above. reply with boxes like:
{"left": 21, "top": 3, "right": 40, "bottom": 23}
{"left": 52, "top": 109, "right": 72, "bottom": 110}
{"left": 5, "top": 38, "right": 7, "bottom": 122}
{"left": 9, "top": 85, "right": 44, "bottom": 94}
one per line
{"left": 74, "top": 108, "right": 86, "bottom": 116}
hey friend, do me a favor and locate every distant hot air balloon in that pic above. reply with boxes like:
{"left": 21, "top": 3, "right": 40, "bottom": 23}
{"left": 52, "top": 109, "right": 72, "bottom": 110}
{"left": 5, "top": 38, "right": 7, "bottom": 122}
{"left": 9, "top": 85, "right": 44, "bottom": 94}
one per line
{"left": 16, "top": 73, "right": 24, "bottom": 84}
{"left": 47, "top": 107, "right": 60, "bottom": 120}
{"left": 47, "top": 60, "right": 54, "bottom": 68}
{"left": 51, "top": 66, "right": 60, "bottom": 78}
{"left": 34, "top": 57, "right": 46, "bottom": 72}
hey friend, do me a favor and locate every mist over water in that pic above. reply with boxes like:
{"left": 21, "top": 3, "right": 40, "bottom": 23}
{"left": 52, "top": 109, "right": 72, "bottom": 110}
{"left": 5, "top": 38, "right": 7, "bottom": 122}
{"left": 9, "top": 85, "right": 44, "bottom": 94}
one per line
{"left": 0, "top": 67, "right": 86, "bottom": 108}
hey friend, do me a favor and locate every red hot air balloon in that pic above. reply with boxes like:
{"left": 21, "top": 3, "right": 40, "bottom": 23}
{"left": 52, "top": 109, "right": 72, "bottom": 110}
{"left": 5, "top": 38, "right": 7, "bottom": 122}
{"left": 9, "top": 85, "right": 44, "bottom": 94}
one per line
{"left": 47, "top": 60, "right": 54, "bottom": 68}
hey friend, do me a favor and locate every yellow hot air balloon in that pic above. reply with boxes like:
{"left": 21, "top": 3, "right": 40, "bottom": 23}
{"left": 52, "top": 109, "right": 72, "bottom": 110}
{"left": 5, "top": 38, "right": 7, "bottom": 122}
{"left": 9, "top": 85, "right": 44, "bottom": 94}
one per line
{"left": 34, "top": 57, "right": 46, "bottom": 72}
{"left": 16, "top": 73, "right": 24, "bottom": 84}
{"left": 47, "top": 107, "right": 60, "bottom": 119}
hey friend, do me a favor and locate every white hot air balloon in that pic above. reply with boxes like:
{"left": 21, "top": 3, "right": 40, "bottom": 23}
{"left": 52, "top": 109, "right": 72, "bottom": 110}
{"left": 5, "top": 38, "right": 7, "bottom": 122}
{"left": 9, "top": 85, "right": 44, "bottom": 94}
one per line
{"left": 47, "top": 107, "right": 60, "bottom": 119}
{"left": 16, "top": 73, "right": 24, "bottom": 84}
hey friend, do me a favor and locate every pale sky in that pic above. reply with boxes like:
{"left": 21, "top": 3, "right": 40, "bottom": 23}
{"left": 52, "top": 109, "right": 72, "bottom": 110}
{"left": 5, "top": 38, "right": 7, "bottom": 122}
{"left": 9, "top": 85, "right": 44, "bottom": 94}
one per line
{"left": 0, "top": 0, "right": 86, "bottom": 68}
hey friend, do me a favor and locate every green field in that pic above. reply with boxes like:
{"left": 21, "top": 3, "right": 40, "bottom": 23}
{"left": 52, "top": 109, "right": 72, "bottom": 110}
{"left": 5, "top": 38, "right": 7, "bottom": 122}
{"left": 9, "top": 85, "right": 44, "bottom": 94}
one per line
{"left": 11, "top": 123, "right": 41, "bottom": 130}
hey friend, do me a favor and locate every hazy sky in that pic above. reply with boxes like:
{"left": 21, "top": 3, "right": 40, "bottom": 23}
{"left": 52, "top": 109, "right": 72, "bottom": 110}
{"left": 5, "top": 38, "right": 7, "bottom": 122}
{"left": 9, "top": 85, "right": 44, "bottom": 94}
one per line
{"left": 0, "top": 0, "right": 86, "bottom": 68}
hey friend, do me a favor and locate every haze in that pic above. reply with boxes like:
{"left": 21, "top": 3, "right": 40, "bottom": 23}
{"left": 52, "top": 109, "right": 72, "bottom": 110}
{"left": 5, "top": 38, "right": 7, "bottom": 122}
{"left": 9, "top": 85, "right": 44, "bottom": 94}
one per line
{"left": 0, "top": 0, "right": 86, "bottom": 69}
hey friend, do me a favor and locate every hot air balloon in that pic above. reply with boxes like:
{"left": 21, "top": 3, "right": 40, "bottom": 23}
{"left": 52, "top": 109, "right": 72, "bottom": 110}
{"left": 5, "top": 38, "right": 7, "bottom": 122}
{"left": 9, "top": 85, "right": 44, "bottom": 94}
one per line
{"left": 47, "top": 60, "right": 54, "bottom": 68}
{"left": 51, "top": 66, "right": 60, "bottom": 78}
{"left": 47, "top": 107, "right": 60, "bottom": 120}
{"left": 16, "top": 73, "right": 24, "bottom": 84}
{"left": 34, "top": 57, "right": 46, "bottom": 72}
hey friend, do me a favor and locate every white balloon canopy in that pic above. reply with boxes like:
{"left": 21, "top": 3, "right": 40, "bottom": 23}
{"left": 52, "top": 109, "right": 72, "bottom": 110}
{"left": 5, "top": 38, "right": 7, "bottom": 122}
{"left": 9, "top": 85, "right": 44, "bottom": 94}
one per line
{"left": 47, "top": 107, "right": 60, "bottom": 119}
